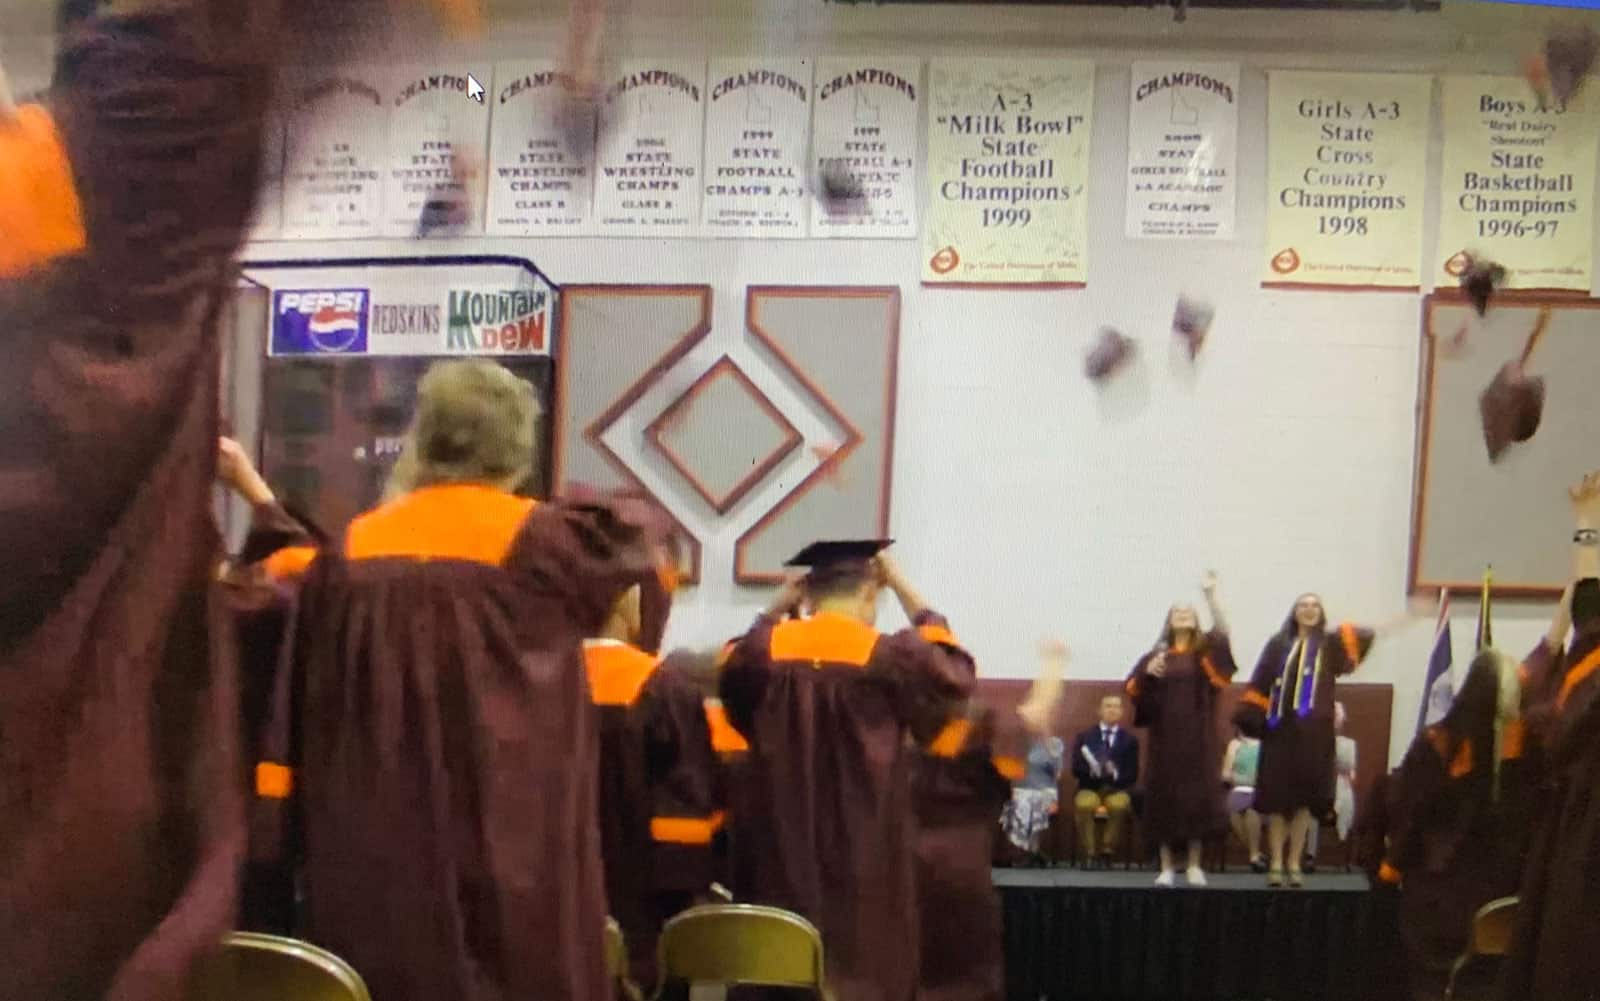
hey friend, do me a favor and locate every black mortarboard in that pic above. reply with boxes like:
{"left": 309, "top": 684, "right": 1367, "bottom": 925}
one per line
{"left": 1478, "top": 308, "right": 1551, "bottom": 463}
{"left": 1543, "top": 25, "right": 1597, "bottom": 108}
{"left": 818, "top": 161, "right": 865, "bottom": 215}
{"left": 1085, "top": 327, "right": 1136, "bottom": 383}
{"left": 1172, "top": 295, "right": 1214, "bottom": 360}
{"left": 786, "top": 539, "right": 893, "bottom": 568}
{"left": 1459, "top": 255, "right": 1507, "bottom": 317}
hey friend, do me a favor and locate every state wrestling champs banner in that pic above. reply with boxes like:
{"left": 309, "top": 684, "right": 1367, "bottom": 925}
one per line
{"left": 248, "top": 256, "right": 557, "bottom": 358}
{"left": 1436, "top": 75, "right": 1600, "bottom": 292}
{"left": 1262, "top": 71, "right": 1432, "bottom": 289}
{"left": 922, "top": 58, "right": 1093, "bottom": 285}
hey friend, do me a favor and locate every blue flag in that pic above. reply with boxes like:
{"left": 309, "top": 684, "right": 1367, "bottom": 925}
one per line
{"left": 1418, "top": 590, "right": 1454, "bottom": 735}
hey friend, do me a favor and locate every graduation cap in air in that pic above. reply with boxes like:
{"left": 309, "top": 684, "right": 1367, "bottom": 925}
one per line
{"left": 1171, "top": 295, "right": 1215, "bottom": 360}
{"left": 1478, "top": 307, "right": 1552, "bottom": 463}
{"left": 1085, "top": 327, "right": 1136, "bottom": 383}
{"left": 1526, "top": 25, "right": 1598, "bottom": 110}
{"left": 1459, "top": 256, "right": 1508, "bottom": 317}
{"left": 787, "top": 539, "right": 893, "bottom": 593}
{"left": 817, "top": 161, "right": 865, "bottom": 216}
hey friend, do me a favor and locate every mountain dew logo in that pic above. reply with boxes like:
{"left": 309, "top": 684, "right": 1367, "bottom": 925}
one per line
{"left": 446, "top": 289, "right": 549, "bottom": 353}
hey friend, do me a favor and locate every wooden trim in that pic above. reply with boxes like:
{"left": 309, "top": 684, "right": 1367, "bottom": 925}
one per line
{"left": 1409, "top": 291, "right": 1599, "bottom": 599}
{"left": 1260, "top": 281, "right": 1420, "bottom": 293}
{"left": 734, "top": 286, "right": 899, "bottom": 585}
{"left": 554, "top": 285, "right": 713, "bottom": 584}
{"left": 645, "top": 355, "right": 803, "bottom": 515}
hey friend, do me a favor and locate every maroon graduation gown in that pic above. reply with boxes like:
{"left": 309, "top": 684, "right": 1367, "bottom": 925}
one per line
{"left": 1240, "top": 624, "right": 1374, "bottom": 816}
{"left": 1497, "top": 631, "right": 1600, "bottom": 1001}
{"left": 0, "top": 6, "right": 286, "bottom": 998}
{"left": 719, "top": 610, "right": 974, "bottom": 1001}
{"left": 1126, "top": 631, "right": 1236, "bottom": 845}
{"left": 913, "top": 707, "right": 1011, "bottom": 1001}
{"left": 257, "top": 483, "right": 663, "bottom": 1001}
{"left": 585, "top": 639, "right": 715, "bottom": 984}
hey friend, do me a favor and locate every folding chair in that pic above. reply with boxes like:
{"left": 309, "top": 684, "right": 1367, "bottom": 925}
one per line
{"left": 652, "top": 903, "right": 831, "bottom": 1000}
{"left": 607, "top": 917, "right": 644, "bottom": 1001}
{"left": 187, "top": 931, "right": 370, "bottom": 1001}
{"left": 1444, "top": 896, "right": 1519, "bottom": 1000}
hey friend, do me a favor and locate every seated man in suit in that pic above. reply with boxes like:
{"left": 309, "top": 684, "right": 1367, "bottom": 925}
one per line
{"left": 1071, "top": 694, "right": 1140, "bottom": 865}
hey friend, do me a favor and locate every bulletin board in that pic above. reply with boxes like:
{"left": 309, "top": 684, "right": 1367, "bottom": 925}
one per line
{"left": 1410, "top": 293, "right": 1600, "bottom": 596}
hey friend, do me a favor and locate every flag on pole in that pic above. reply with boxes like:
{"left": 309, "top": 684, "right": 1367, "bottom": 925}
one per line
{"left": 1476, "top": 565, "right": 1493, "bottom": 651}
{"left": 1418, "top": 588, "right": 1454, "bottom": 735}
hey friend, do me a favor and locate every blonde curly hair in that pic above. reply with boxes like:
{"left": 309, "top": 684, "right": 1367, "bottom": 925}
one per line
{"left": 383, "top": 359, "right": 540, "bottom": 500}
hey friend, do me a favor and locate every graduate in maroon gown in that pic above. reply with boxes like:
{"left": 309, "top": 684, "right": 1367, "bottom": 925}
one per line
{"left": 1498, "top": 471, "right": 1600, "bottom": 1001}
{"left": 1372, "top": 647, "right": 1526, "bottom": 995}
{"left": 0, "top": 5, "right": 314, "bottom": 996}
{"left": 1237, "top": 595, "right": 1379, "bottom": 887}
{"left": 584, "top": 564, "right": 717, "bottom": 985}
{"left": 719, "top": 541, "right": 975, "bottom": 1001}
{"left": 913, "top": 640, "right": 1068, "bottom": 1001}
{"left": 1126, "top": 571, "right": 1236, "bottom": 887}
{"left": 255, "top": 359, "right": 667, "bottom": 1001}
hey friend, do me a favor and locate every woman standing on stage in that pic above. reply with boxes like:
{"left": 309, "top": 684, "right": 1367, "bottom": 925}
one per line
{"left": 1126, "top": 571, "right": 1236, "bottom": 887}
{"left": 1238, "top": 594, "right": 1379, "bottom": 887}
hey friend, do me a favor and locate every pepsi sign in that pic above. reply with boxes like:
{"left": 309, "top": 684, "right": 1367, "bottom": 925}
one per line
{"left": 271, "top": 289, "right": 370, "bottom": 355}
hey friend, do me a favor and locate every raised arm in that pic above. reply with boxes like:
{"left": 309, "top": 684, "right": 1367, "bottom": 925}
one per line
{"left": 1202, "top": 570, "right": 1230, "bottom": 635}
{"left": 1017, "top": 639, "right": 1068, "bottom": 738}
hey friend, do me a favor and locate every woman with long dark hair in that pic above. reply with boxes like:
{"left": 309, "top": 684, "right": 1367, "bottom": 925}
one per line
{"left": 1237, "top": 594, "right": 1377, "bottom": 887}
{"left": 1126, "top": 572, "right": 1234, "bottom": 887}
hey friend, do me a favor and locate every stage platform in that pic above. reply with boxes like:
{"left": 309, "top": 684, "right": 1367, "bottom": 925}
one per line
{"left": 995, "top": 868, "right": 1374, "bottom": 1001}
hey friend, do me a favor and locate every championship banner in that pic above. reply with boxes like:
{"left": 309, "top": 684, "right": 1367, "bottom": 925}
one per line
{"left": 701, "top": 58, "right": 813, "bottom": 237}
{"left": 1263, "top": 71, "right": 1432, "bottom": 288}
{"left": 922, "top": 58, "right": 1093, "bottom": 284}
{"left": 486, "top": 61, "right": 598, "bottom": 236}
{"left": 383, "top": 65, "right": 492, "bottom": 238}
{"left": 810, "top": 57, "right": 922, "bottom": 239}
{"left": 254, "top": 259, "right": 556, "bottom": 358}
{"left": 1436, "top": 75, "right": 1600, "bottom": 291}
{"left": 1126, "top": 62, "right": 1238, "bottom": 240}
{"left": 281, "top": 70, "right": 390, "bottom": 239}
{"left": 593, "top": 60, "right": 707, "bottom": 237}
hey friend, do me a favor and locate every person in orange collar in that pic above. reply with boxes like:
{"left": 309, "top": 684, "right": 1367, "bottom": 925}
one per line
{"left": 1497, "top": 470, "right": 1600, "bottom": 1001}
{"left": 581, "top": 547, "right": 714, "bottom": 987}
{"left": 718, "top": 540, "right": 973, "bottom": 1001}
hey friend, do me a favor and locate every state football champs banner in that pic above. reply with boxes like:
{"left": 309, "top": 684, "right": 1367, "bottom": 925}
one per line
{"left": 922, "top": 58, "right": 1094, "bottom": 285}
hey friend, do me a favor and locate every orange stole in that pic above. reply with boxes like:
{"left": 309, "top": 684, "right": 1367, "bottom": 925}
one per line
{"left": 0, "top": 105, "right": 87, "bottom": 278}
{"left": 584, "top": 642, "right": 658, "bottom": 708}
{"left": 345, "top": 484, "right": 537, "bottom": 565}
{"left": 768, "top": 613, "right": 880, "bottom": 667}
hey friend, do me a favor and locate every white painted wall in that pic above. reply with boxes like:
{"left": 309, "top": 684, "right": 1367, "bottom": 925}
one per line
{"left": 11, "top": 0, "right": 1591, "bottom": 765}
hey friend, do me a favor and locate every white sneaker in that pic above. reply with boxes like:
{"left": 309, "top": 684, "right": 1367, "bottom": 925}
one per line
{"left": 1185, "top": 867, "right": 1208, "bottom": 887}
{"left": 1154, "top": 869, "right": 1176, "bottom": 888}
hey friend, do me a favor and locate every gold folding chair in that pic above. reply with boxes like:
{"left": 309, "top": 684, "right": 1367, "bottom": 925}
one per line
{"left": 652, "top": 903, "right": 831, "bottom": 1000}
{"left": 1444, "top": 896, "right": 1519, "bottom": 1000}
{"left": 187, "top": 931, "right": 370, "bottom": 1001}
{"left": 607, "top": 917, "right": 644, "bottom": 1001}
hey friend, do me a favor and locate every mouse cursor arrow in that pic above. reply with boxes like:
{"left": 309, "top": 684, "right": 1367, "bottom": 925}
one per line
{"left": 466, "top": 74, "right": 485, "bottom": 104}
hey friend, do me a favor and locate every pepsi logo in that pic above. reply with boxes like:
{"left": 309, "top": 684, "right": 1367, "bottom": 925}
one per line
{"left": 272, "top": 289, "right": 370, "bottom": 355}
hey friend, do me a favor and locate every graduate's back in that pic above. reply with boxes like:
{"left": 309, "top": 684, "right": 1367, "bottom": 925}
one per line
{"left": 260, "top": 478, "right": 665, "bottom": 1001}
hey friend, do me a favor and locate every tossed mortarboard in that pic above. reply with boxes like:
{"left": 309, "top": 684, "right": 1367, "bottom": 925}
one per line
{"left": 1478, "top": 308, "right": 1551, "bottom": 463}
{"left": 818, "top": 161, "right": 865, "bottom": 216}
{"left": 1085, "top": 327, "right": 1136, "bottom": 383}
{"left": 1459, "top": 255, "right": 1507, "bottom": 317}
{"left": 1171, "top": 295, "right": 1214, "bottom": 360}
{"left": 786, "top": 538, "right": 894, "bottom": 568}
{"left": 1526, "top": 25, "right": 1597, "bottom": 109}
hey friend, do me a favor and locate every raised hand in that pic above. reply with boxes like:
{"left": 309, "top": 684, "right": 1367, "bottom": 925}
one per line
{"left": 1568, "top": 470, "right": 1600, "bottom": 526}
{"left": 1201, "top": 569, "right": 1218, "bottom": 595}
{"left": 217, "top": 437, "right": 274, "bottom": 504}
